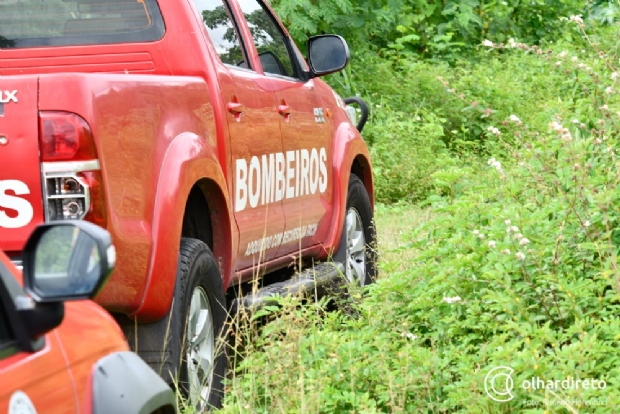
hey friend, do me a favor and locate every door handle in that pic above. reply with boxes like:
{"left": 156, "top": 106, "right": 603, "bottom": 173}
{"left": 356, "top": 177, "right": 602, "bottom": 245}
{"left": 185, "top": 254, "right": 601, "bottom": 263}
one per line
{"left": 277, "top": 104, "right": 292, "bottom": 115}
{"left": 227, "top": 102, "right": 244, "bottom": 113}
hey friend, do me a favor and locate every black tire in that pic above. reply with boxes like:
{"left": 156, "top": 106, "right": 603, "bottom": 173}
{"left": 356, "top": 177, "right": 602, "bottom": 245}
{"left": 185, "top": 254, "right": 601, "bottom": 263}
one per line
{"left": 334, "top": 174, "right": 377, "bottom": 286}
{"left": 176, "top": 238, "right": 227, "bottom": 411}
{"left": 119, "top": 240, "right": 227, "bottom": 412}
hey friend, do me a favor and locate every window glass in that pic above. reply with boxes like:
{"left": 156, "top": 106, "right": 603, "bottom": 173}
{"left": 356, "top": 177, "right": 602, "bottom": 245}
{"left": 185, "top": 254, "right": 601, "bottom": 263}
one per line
{"left": 0, "top": 309, "right": 14, "bottom": 357}
{"left": 0, "top": 265, "right": 17, "bottom": 359}
{"left": 194, "top": 0, "right": 248, "bottom": 67}
{"left": 236, "top": 0, "right": 295, "bottom": 77}
{"left": 0, "top": 0, "right": 165, "bottom": 49}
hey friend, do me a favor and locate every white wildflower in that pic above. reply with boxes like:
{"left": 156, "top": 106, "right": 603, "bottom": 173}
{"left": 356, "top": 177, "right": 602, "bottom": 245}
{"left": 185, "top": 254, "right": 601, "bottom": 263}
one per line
{"left": 601, "top": 104, "right": 609, "bottom": 111}
{"left": 488, "top": 240, "right": 497, "bottom": 248}
{"left": 516, "top": 251, "right": 526, "bottom": 261}
{"left": 606, "top": 87, "right": 614, "bottom": 94}
{"left": 550, "top": 121, "right": 564, "bottom": 132}
{"left": 519, "top": 237, "right": 530, "bottom": 245}
{"left": 561, "top": 129, "right": 573, "bottom": 141}
{"left": 571, "top": 56, "right": 579, "bottom": 62}
{"left": 514, "top": 233, "right": 524, "bottom": 241}
{"left": 569, "top": 15, "right": 584, "bottom": 24}
{"left": 487, "top": 126, "right": 501, "bottom": 136}
{"left": 510, "top": 226, "right": 519, "bottom": 233}
{"left": 473, "top": 229, "right": 480, "bottom": 235}
{"left": 502, "top": 249, "right": 511, "bottom": 255}
{"left": 559, "top": 51, "right": 568, "bottom": 58}
{"left": 508, "top": 38, "right": 517, "bottom": 48}
{"left": 487, "top": 157, "right": 503, "bottom": 174}
{"left": 482, "top": 39, "right": 494, "bottom": 47}
{"left": 595, "top": 138, "right": 602, "bottom": 144}
{"left": 478, "top": 233, "right": 486, "bottom": 240}
{"left": 505, "top": 219, "right": 511, "bottom": 226}
{"left": 442, "top": 296, "right": 462, "bottom": 304}
{"left": 584, "top": 220, "right": 591, "bottom": 227}
{"left": 578, "top": 63, "right": 585, "bottom": 69}
{"left": 509, "top": 114, "right": 521, "bottom": 124}
{"left": 406, "top": 333, "right": 418, "bottom": 340}
{"left": 555, "top": 61, "right": 562, "bottom": 66}
{"left": 612, "top": 71, "right": 619, "bottom": 81}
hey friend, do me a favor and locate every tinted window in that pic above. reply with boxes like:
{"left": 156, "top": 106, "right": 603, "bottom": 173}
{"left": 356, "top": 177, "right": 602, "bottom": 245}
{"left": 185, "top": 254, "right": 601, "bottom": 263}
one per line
{"left": 0, "top": 262, "right": 18, "bottom": 359}
{"left": 0, "top": 309, "right": 15, "bottom": 358}
{"left": 0, "top": 0, "right": 165, "bottom": 49}
{"left": 194, "top": 0, "right": 248, "bottom": 67}
{"left": 236, "top": 0, "right": 296, "bottom": 78}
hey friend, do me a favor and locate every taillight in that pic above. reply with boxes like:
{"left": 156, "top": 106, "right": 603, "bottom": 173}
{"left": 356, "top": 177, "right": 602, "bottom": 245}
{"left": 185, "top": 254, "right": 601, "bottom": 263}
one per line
{"left": 39, "top": 112, "right": 98, "bottom": 161}
{"left": 39, "top": 111, "right": 107, "bottom": 228}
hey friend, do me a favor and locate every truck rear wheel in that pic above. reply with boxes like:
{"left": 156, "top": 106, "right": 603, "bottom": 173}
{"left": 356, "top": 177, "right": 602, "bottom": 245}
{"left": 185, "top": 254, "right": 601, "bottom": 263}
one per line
{"left": 334, "top": 174, "right": 377, "bottom": 286}
{"left": 121, "top": 239, "right": 227, "bottom": 411}
{"left": 176, "top": 238, "right": 227, "bottom": 411}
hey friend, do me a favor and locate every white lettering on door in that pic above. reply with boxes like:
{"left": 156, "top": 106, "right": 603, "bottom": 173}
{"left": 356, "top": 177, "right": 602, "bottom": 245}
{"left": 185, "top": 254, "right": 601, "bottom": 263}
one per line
{"left": 234, "top": 147, "right": 329, "bottom": 212}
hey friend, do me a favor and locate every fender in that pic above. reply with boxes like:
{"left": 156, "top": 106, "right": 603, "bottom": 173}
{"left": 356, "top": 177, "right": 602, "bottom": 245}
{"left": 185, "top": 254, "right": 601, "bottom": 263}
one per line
{"left": 324, "top": 121, "right": 374, "bottom": 256}
{"left": 131, "top": 132, "right": 234, "bottom": 322}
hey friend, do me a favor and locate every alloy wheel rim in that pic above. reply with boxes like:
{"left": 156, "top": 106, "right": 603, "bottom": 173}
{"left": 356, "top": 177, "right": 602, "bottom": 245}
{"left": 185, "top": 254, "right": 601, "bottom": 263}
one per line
{"left": 344, "top": 207, "right": 366, "bottom": 285}
{"left": 186, "top": 286, "right": 215, "bottom": 409}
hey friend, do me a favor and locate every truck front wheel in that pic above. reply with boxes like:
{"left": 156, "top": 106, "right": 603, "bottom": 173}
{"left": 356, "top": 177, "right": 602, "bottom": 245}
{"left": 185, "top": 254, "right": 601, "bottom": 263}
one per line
{"left": 335, "top": 174, "right": 377, "bottom": 286}
{"left": 176, "top": 238, "right": 227, "bottom": 411}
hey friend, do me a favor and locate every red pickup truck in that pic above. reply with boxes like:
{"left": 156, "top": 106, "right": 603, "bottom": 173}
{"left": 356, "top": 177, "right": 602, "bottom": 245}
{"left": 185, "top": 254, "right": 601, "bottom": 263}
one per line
{"left": 0, "top": 0, "right": 375, "bottom": 409}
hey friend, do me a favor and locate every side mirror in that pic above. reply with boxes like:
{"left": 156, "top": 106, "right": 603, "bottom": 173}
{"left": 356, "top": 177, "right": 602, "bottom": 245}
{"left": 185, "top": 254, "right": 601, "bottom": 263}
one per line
{"left": 259, "top": 50, "right": 286, "bottom": 76}
{"left": 22, "top": 220, "right": 116, "bottom": 303}
{"left": 307, "top": 34, "right": 350, "bottom": 77}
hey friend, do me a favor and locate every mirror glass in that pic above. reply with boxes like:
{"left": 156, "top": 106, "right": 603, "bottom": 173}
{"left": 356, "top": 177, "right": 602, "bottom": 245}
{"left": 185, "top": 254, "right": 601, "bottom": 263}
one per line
{"left": 33, "top": 226, "right": 101, "bottom": 297}
{"left": 309, "top": 36, "right": 347, "bottom": 74}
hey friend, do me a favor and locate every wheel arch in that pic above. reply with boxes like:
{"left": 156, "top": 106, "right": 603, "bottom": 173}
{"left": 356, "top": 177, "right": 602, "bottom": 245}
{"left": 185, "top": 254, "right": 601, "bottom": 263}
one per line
{"left": 181, "top": 179, "right": 233, "bottom": 290}
{"left": 131, "top": 132, "right": 235, "bottom": 322}
{"left": 324, "top": 122, "right": 374, "bottom": 257}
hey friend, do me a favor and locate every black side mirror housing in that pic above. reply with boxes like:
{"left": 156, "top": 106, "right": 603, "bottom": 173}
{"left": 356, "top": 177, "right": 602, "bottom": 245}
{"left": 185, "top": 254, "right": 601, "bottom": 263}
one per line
{"left": 307, "top": 34, "right": 350, "bottom": 77}
{"left": 17, "top": 220, "right": 116, "bottom": 340}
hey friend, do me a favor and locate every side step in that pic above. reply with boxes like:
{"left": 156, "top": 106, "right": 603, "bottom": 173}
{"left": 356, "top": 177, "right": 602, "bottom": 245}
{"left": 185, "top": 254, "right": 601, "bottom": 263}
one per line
{"left": 230, "top": 262, "right": 345, "bottom": 315}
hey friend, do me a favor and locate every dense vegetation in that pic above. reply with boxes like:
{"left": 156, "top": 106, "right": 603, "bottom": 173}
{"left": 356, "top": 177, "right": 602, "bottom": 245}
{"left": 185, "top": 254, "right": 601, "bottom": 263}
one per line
{"left": 218, "top": 1, "right": 620, "bottom": 412}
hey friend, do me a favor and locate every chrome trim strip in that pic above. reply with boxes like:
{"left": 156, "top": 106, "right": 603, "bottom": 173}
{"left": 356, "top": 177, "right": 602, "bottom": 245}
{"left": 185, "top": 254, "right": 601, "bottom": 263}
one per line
{"left": 11, "top": 259, "right": 23, "bottom": 271}
{"left": 41, "top": 160, "right": 100, "bottom": 174}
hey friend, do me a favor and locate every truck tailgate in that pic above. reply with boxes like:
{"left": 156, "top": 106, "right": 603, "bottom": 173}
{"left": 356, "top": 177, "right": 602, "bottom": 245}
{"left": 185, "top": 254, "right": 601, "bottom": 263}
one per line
{"left": 0, "top": 76, "right": 45, "bottom": 252}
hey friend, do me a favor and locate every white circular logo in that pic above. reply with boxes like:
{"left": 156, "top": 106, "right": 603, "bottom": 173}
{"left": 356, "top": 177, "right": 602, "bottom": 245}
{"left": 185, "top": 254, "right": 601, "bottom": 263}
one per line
{"left": 484, "top": 366, "right": 515, "bottom": 402}
{"left": 8, "top": 391, "right": 37, "bottom": 414}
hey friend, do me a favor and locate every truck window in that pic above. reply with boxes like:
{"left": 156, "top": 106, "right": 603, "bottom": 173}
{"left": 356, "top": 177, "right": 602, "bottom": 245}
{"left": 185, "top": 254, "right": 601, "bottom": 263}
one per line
{"left": 0, "top": 0, "right": 165, "bottom": 49}
{"left": 235, "top": 0, "right": 297, "bottom": 78}
{"left": 193, "top": 0, "right": 250, "bottom": 68}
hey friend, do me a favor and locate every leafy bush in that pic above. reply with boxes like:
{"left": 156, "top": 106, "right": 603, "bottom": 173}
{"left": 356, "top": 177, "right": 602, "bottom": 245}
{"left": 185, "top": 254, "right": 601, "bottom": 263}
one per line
{"left": 365, "top": 106, "right": 447, "bottom": 203}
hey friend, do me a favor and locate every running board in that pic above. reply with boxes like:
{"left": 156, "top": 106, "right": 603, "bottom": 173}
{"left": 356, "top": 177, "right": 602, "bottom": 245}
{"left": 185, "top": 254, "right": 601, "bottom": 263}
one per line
{"left": 230, "top": 262, "right": 345, "bottom": 315}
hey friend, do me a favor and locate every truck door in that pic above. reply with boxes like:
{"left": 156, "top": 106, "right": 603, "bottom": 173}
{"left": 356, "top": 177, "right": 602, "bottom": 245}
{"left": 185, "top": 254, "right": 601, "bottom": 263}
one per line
{"left": 233, "top": 0, "right": 333, "bottom": 257}
{"left": 191, "top": 0, "right": 286, "bottom": 270}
